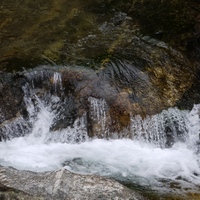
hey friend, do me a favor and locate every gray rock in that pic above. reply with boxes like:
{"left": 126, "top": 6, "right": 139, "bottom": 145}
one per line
{"left": 0, "top": 166, "right": 147, "bottom": 200}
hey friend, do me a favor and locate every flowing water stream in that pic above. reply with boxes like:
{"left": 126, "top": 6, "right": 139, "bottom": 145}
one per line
{"left": 0, "top": 70, "right": 200, "bottom": 196}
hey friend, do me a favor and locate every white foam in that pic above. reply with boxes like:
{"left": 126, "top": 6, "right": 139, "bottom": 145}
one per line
{"left": 1, "top": 99, "right": 200, "bottom": 193}
{"left": 1, "top": 138, "right": 200, "bottom": 190}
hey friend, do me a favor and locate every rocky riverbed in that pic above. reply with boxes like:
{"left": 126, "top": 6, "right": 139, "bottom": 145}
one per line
{"left": 1, "top": 1, "right": 200, "bottom": 199}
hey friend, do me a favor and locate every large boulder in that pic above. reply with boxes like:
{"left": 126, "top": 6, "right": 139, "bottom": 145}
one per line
{"left": 0, "top": 166, "right": 146, "bottom": 200}
{"left": 0, "top": 59, "right": 194, "bottom": 140}
{"left": 0, "top": 0, "right": 200, "bottom": 137}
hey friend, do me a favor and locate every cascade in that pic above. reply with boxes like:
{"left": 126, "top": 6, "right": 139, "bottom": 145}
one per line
{"left": 88, "top": 97, "right": 109, "bottom": 138}
{"left": 131, "top": 108, "right": 189, "bottom": 148}
{"left": 0, "top": 68, "right": 200, "bottom": 195}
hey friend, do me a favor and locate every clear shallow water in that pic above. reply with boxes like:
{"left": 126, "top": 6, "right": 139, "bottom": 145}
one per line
{"left": 0, "top": 91, "right": 200, "bottom": 194}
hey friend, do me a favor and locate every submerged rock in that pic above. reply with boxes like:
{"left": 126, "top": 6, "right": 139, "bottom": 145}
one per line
{"left": 0, "top": 166, "right": 146, "bottom": 200}
{"left": 0, "top": 0, "right": 199, "bottom": 70}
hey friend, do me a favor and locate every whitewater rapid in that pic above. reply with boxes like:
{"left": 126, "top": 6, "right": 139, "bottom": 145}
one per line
{"left": 0, "top": 100, "right": 200, "bottom": 193}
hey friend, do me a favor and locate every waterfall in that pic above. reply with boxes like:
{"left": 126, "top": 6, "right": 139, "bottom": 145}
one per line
{"left": 131, "top": 107, "right": 189, "bottom": 148}
{"left": 88, "top": 97, "right": 109, "bottom": 138}
{"left": 0, "top": 68, "right": 199, "bottom": 148}
{"left": 0, "top": 68, "right": 200, "bottom": 195}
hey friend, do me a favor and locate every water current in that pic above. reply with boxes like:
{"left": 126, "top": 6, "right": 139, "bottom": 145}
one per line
{"left": 0, "top": 71, "right": 200, "bottom": 195}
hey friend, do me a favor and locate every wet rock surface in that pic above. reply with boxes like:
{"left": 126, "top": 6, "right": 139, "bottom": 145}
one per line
{"left": 0, "top": 0, "right": 200, "bottom": 111}
{"left": 0, "top": 73, "right": 25, "bottom": 123}
{"left": 0, "top": 0, "right": 199, "bottom": 67}
{"left": 0, "top": 62, "right": 195, "bottom": 140}
{"left": 0, "top": 165, "right": 146, "bottom": 200}
{"left": 0, "top": 0, "right": 199, "bottom": 117}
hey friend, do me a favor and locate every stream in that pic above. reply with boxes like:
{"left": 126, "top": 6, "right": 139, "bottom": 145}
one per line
{"left": 0, "top": 74, "right": 200, "bottom": 196}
